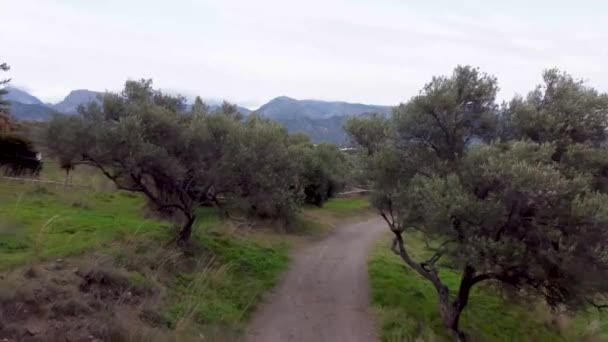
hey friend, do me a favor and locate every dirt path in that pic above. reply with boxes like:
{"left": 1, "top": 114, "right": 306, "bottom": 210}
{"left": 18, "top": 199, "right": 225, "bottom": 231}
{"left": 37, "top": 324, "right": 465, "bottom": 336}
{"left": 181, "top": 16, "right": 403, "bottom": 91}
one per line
{"left": 246, "top": 217, "right": 386, "bottom": 342}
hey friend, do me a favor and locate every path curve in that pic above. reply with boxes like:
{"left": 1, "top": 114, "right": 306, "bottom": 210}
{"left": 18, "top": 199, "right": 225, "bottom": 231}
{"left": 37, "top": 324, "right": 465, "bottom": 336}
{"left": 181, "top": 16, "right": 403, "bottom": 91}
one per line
{"left": 246, "top": 217, "right": 386, "bottom": 342}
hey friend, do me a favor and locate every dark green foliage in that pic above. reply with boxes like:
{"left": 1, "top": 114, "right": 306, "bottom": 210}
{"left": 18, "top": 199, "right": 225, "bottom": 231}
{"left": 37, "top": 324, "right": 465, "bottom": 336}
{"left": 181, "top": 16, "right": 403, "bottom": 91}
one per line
{"left": 47, "top": 114, "right": 84, "bottom": 181}
{"left": 191, "top": 96, "right": 209, "bottom": 114}
{"left": 347, "top": 65, "right": 608, "bottom": 339}
{"left": 227, "top": 116, "right": 301, "bottom": 219}
{"left": 289, "top": 136, "right": 348, "bottom": 206}
{"left": 0, "top": 133, "right": 42, "bottom": 176}
{"left": 345, "top": 113, "right": 391, "bottom": 155}
{"left": 302, "top": 143, "right": 348, "bottom": 206}
{"left": 46, "top": 79, "right": 238, "bottom": 244}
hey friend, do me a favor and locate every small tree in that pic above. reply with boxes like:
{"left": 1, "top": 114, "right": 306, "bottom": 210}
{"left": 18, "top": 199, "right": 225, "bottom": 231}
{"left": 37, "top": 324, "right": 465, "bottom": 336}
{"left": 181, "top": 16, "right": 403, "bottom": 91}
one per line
{"left": 190, "top": 96, "right": 209, "bottom": 114}
{"left": 0, "top": 62, "right": 12, "bottom": 133}
{"left": 0, "top": 133, "right": 42, "bottom": 176}
{"left": 304, "top": 143, "right": 348, "bottom": 206}
{"left": 0, "top": 62, "right": 42, "bottom": 176}
{"left": 47, "top": 80, "right": 241, "bottom": 245}
{"left": 47, "top": 114, "right": 81, "bottom": 184}
{"left": 347, "top": 66, "right": 608, "bottom": 340}
{"left": 287, "top": 135, "right": 349, "bottom": 206}
{"left": 229, "top": 115, "right": 301, "bottom": 219}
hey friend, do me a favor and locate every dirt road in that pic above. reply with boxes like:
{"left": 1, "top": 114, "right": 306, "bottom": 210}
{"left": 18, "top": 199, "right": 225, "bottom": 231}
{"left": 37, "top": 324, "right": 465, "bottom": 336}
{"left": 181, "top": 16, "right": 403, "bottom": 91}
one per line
{"left": 246, "top": 217, "right": 386, "bottom": 342}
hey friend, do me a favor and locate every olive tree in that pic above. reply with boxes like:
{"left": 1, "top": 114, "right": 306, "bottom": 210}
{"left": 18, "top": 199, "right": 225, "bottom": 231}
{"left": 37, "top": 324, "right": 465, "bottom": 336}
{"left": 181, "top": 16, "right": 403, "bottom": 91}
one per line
{"left": 47, "top": 114, "right": 82, "bottom": 183}
{"left": 347, "top": 66, "right": 608, "bottom": 340}
{"left": 47, "top": 79, "right": 241, "bottom": 245}
{"left": 289, "top": 136, "right": 348, "bottom": 206}
{"left": 47, "top": 79, "right": 308, "bottom": 243}
{"left": 228, "top": 116, "right": 301, "bottom": 219}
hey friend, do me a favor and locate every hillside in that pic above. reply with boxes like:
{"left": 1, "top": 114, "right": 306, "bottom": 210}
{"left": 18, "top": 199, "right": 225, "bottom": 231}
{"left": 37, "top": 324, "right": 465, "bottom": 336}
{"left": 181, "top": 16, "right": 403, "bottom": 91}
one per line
{"left": 52, "top": 89, "right": 102, "bottom": 113}
{"left": 5, "top": 87, "right": 390, "bottom": 144}
{"left": 4, "top": 87, "right": 44, "bottom": 105}
{"left": 8, "top": 101, "right": 56, "bottom": 121}
{"left": 207, "top": 103, "right": 252, "bottom": 116}
{"left": 277, "top": 115, "right": 351, "bottom": 145}
{"left": 256, "top": 96, "right": 390, "bottom": 120}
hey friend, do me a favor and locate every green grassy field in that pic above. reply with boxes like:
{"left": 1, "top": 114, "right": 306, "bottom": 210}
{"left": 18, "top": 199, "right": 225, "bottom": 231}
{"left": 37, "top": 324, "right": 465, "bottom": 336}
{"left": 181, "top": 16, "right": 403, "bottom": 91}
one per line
{"left": 0, "top": 166, "right": 372, "bottom": 340}
{"left": 0, "top": 181, "right": 168, "bottom": 269}
{"left": 369, "top": 232, "right": 608, "bottom": 341}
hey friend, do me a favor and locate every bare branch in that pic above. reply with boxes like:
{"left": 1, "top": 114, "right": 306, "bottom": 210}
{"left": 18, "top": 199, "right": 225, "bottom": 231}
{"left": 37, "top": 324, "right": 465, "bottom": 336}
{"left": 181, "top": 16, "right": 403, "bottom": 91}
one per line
{"left": 391, "top": 231, "right": 447, "bottom": 294}
{"left": 421, "top": 239, "right": 455, "bottom": 270}
{"left": 588, "top": 299, "right": 608, "bottom": 312}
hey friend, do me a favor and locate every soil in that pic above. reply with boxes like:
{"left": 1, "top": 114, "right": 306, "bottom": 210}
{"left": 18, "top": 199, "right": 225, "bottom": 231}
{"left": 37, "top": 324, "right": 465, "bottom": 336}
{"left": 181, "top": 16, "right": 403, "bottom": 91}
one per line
{"left": 0, "top": 256, "right": 162, "bottom": 342}
{"left": 245, "top": 217, "right": 386, "bottom": 342}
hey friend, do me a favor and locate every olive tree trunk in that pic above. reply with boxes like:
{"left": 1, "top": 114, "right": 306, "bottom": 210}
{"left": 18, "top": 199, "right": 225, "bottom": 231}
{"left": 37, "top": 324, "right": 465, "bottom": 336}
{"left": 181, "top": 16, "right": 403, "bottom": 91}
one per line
{"left": 177, "top": 213, "right": 196, "bottom": 247}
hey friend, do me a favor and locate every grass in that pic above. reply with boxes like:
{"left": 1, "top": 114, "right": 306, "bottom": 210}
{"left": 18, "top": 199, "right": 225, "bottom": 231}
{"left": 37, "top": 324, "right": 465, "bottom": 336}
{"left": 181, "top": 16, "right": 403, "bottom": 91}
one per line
{"left": 322, "top": 197, "right": 370, "bottom": 211}
{"left": 165, "top": 233, "right": 289, "bottom": 333}
{"left": 369, "top": 232, "right": 608, "bottom": 341}
{"left": 0, "top": 164, "right": 374, "bottom": 339}
{"left": 0, "top": 180, "right": 169, "bottom": 269}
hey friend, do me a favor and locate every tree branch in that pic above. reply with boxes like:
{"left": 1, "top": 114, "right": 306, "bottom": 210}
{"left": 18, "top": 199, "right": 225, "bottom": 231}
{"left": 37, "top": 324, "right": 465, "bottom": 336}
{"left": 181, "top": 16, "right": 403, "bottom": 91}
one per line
{"left": 588, "top": 299, "right": 608, "bottom": 312}
{"left": 421, "top": 239, "right": 455, "bottom": 270}
{"left": 392, "top": 231, "right": 447, "bottom": 294}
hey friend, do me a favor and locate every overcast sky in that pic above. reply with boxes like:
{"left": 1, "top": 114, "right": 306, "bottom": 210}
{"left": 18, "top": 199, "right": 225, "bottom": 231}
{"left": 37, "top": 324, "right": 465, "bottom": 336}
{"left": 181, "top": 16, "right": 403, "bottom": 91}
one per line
{"left": 2, "top": 0, "right": 607, "bottom": 109}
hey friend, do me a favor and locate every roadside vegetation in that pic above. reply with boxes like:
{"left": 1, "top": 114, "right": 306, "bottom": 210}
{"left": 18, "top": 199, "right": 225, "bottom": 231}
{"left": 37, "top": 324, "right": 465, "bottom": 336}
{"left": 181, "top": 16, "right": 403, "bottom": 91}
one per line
{"left": 0, "top": 67, "right": 372, "bottom": 341}
{"left": 0, "top": 164, "right": 370, "bottom": 340}
{"left": 348, "top": 66, "right": 608, "bottom": 340}
{"left": 369, "top": 233, "right": 608, "bottom": 341}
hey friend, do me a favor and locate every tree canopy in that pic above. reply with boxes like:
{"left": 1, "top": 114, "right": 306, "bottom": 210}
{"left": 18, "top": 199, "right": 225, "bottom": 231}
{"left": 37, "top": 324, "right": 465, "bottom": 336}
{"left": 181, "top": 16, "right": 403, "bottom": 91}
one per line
{"left": 47, "top": 79, "right": 348, "bottom": 244}
{"left": 289, "top": 136, "right": 349, "bottom": 206}
{"left": 346, "top": 66, "right": 608, "bottom": 340}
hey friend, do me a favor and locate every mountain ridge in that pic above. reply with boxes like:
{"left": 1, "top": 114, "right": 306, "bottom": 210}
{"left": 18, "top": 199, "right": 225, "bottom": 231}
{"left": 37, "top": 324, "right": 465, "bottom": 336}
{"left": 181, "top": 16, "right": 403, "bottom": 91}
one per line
{"left": 4, "top": 87, "right": 45, "bottom": 105}
{"left": 53, "top": 89, "right": 103, "bottom": 113}
{"left": 4, "top": 87, "right": 391, "bottom": 144}
{"left": 255, "top": 95, "right": 391, "bottom": 120}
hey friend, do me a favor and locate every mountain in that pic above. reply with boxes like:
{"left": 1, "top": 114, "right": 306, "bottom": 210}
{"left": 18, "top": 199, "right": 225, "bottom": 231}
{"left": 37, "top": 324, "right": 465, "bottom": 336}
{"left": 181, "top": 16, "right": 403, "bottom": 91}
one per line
{"left": 256, "top": 96, "right": 390, "bottom": 120}
{"left": 277, "top": 115, "right": 351, "bottom": 145}
{"left": 9, "top": 102, "right": 56, "bottom": 121}
{"left": 5, "top": 87, "right": 44, "bottom": 105}
{"left": 5, "top": 87, "right": 388, "bottom": 144}
{"left": 4, "top": 87, "right": 101, "bottom": 121}
{"left": 52, "top": 89, "right": 102, "bottom": 113}
{"left": 207, "top": 103, "right": 252, "bottom": 116}
{"left": 236, "top": 106, "right": 252, "bottom": 115}
{"left": 254, "top": 96, "right": 391, "bottom": 144}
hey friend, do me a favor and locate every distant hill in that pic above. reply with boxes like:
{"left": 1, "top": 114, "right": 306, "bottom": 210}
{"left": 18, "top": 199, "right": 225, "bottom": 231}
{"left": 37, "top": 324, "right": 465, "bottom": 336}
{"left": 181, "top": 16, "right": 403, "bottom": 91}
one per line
{"left": 276, "top": 115, "right": 351, "bottom": 145}
{"left": 52, "top": 89, "right": 102, "bottom": 113}
{"left": 9, "top": 102, "right": 56, "bottom": 121}
{"left": 256, "top": 96, "right": 390, "bottom": 120}
{"left": 236, "top": 106, "right": 252, "bottom": 115}
{"left": 207, "top": 104, "right": 252, "bottom": 116}
{"left": 5, "top": 87, "right": 390, "bottom": 144}
{"left": 5, "top": 87, "right": 44, "bottom": 105}
{"left": 254, "top": 96, "right": 390, "bottom": 144}
{"left": 5, "top": 87, "right": 101, "bottom": 120}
